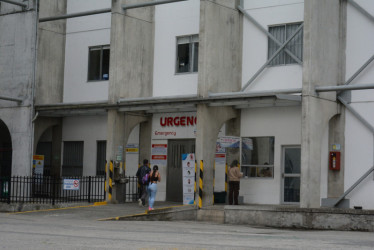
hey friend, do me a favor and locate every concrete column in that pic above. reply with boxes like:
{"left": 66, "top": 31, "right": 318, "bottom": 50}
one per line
{"left": 139, "top": 117, "right": 152, "bottom": 165}
{"left": 106, "top": 0, "right": 154, "bottom": 202}
{"left": 196, "top": 105, "right": 239, "bottom": 206}
{"left": 301, "top": 0, "right": 346, "bottom": 208}
{"left": 36, "top": 0, "right": 66, "bottom": 105}
{"left": 197, "top": 0, "right": 242, "bottom": 206}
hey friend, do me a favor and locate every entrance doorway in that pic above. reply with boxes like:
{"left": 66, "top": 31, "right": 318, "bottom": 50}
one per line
{"left": 0, "top": 119, "right": 12, "bottom": 177}
{"left": 282, "top": 146, "right": 301, "bottom": 204}
{"left": 166, "top": 139, "right": 195, "bottom": 202}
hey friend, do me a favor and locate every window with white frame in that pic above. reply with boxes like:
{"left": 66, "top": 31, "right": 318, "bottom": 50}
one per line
{"left": 241, "top": 137, "right": 275, "bottom": 178}
{"left": 88, "top": 45, "right": 110, "bottom": 81}
{"left": 268, "top": 23, "right": 303, "bottom": 66}
{"left": 176, "top": 35, "right": 199, "bottom": 73}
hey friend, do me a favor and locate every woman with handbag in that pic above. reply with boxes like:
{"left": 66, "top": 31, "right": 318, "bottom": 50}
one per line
{"left": 148, "top": 165, "right": 161, "bottom": 211}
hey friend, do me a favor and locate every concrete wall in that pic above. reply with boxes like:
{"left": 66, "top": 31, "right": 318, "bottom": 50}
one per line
{"left": 62, "top": 116, "right": 107, "bottom": 176}
{"left": 0, "top": 1, "right": 38, "bottom": 175}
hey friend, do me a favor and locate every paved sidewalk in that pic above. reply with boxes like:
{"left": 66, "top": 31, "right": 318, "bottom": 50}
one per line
{"left": 3, "top": 201, "right": 185, "bottom": 221}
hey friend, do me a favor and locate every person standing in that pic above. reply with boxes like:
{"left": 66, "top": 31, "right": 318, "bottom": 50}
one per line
{"left": 228, "top": 160, "right": 243, "bottom": 205}
{"left": 136, "top": 159, "right": 151, "bottom": 207}
{"left": 148, "top": 165, "right": 161, "bottom": 211}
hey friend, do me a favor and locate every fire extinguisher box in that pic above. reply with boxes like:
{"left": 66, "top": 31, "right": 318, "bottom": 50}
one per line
{"left": 329, "top": 151, "right": 341, "bottom": 171}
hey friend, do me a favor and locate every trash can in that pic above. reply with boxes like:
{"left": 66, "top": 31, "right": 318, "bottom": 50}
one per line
{"left": 214, "top": 191, "right": 226, "bottom": 204}
{"left": 115, "top": 178, "right": 128, "bottom": 203}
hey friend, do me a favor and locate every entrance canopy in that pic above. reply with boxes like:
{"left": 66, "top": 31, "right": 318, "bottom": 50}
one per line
{"left": 35, "top": 90, "right": 302, "bottom": 117}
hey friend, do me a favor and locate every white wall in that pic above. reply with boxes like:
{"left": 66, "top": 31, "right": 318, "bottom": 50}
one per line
{"left": 240, "top": 106, "right": 301, "bottom": 204}
{"left": 344, "top": 0, "right": 374, "bottom": 209}
{"left": 63, "top": 0, "right": 111, "bottom": 103}
{"left": 153, "top": 0, "right": 199, "bottom": 97}
{"left": 242, "top": 0, "right": 304, "bottom": 91}
{"left": 62, "top": 116, "right": 107, "bottom": 176}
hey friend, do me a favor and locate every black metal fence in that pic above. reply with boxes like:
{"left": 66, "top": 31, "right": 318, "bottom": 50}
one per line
{"left": 0, "top": 175, "right": 105, "bottom": 205}
{"left": 124, "top": 176, "right": 140, "bottom": 202}
{"left": 0, "top": 175, "right": 140, "bottom": 205}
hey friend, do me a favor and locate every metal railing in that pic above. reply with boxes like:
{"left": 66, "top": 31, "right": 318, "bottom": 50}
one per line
{"left": 124, "top": 176, "right": 140, "bottom": 202}
{"left": 0, "top": 175, "right": 105, "bottom": 205}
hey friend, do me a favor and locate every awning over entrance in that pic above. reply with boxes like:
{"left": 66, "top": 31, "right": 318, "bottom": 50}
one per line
{"left": 35, "top": 90, "right": 302, "bottom": 117}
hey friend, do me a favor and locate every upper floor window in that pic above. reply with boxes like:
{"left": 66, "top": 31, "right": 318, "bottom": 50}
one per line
{"left": 176, "top": 35, "right": 199, "bottom": 73}
{"left": 268, "top": 23, "right": 303, "bottom": 66}
{"left": 88, "top": 45, "right": 110, "bottom": 81}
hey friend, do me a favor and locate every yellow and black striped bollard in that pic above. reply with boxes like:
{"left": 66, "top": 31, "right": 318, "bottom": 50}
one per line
{"left": 198, "top": 160, "right": 203, "bottom": 209}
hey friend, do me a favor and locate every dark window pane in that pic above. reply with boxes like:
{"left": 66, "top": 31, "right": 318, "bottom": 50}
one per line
{"left": 284, "top": 148, "right": 301, "bottom": 174}
{"left": 102, "top": 49, "right": 110, "bottom": 80}
{"left": 284, "top": 177, "right": 300, "bottom": 202}
{"left": 177, "top": 43, "right": 190, "bottom": 73}
{"left": 96, "top": 141, "right": 106, "bottom": 176}
{"left": 88, "top": 49, "right": 101, "bottom": 80}
{"left": 193, "top": 42, "right": 198, "bottom": 72}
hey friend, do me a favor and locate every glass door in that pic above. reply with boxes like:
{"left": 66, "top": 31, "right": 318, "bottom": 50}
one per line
{"left": 282, "top": 146, "right": 301, "bottom": 204}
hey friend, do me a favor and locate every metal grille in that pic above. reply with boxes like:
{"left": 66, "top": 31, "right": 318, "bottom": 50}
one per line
{"left": 96, "top": 141, "right": 106, "bottom": 176}
{"left": 62, "top": 141, "right": 84, "bottom": 176}
{"left": 268, "top": 23, "right": 303, "bottom": 65}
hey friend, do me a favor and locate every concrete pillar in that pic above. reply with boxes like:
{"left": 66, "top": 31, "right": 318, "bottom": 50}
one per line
{"left": 139, "top": 117, "right": 152, "bottom": 165}
{"left": 197, "top": 0, "right": 242, "bottom": 206}
{"left": 36, "top": 0, "right": 66, "bottom": 105}
{"left": 196, "top": 106, "right": 239, "bottom": 206}
{"left": 301, "top": 0, "right": 346, "bottom": 208}
{"left": 106, "top": 0, "right": 154, "bottom": 202}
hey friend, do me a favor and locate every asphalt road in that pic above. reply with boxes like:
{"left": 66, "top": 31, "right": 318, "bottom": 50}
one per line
{"left": 1, "top": 203, "right": 374, "bottom": 250}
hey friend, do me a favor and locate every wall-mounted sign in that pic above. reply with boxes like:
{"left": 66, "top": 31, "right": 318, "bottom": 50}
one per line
{"left": 33, "top": 155, "right": 44, "bottom": 175}
{"left": 152, "top": 112, "right": 197, "bottom": 139}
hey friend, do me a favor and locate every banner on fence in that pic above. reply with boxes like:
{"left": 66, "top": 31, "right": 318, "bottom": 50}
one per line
{"left": 63, "top": 179, "right": 80, "bottom": 190}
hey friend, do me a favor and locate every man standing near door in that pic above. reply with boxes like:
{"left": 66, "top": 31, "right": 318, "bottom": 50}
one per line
{"left": 136, "top": 159, "right": 151, "bottom": 207}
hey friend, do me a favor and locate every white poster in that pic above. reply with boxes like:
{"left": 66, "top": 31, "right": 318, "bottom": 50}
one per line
{"left": 182, "top": 153, "right": 195, "bottom": 205}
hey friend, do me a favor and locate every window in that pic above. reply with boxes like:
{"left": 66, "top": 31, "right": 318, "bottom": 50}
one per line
{"left": 62, "top": 141, "right": 83, "bottom": 176}
{"left": 88, "top": 45, "right": 110, "bottom": 81}
{"left": 268, "top": 23, "right": 303, "bottom": 66}
{"left": 96, "top": 141, "right": 106, "bottom": 176}
{"left": 176, "top": 35, "right": 199, "bottom": 73}
{"left": 241, "top": 137, "right": 275, "bottom": 178}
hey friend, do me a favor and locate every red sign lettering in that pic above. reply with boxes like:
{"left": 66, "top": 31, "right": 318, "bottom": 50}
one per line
{"left": 160, "top": 116, "right": 197, "bottom": 127}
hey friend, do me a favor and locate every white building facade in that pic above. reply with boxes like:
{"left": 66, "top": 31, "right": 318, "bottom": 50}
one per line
{"left": 1, "top": 0, "right": 373, "bottom": 210}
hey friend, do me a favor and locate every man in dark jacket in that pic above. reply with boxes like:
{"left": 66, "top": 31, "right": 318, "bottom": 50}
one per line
{"left": 136, "top": 159, "right": 151, "bottom": 206}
